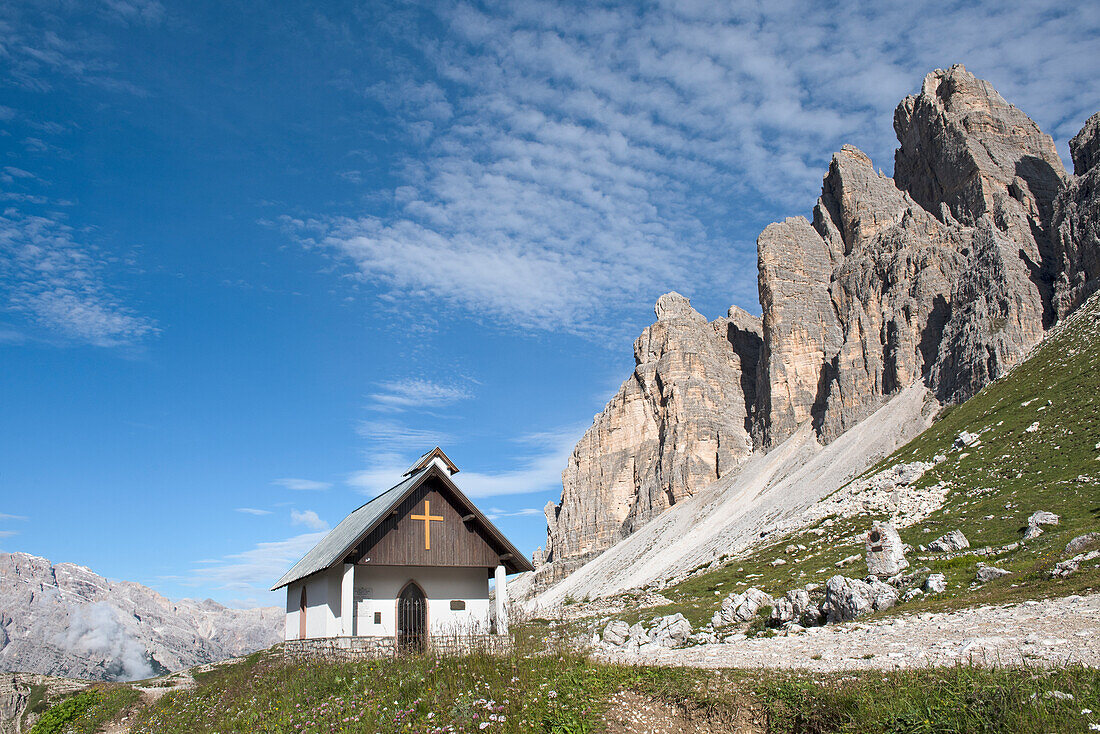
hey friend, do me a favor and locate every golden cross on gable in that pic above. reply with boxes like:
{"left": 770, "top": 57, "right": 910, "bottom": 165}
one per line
{"left": 410, "top": 499, "right": 444, "bottom": 550}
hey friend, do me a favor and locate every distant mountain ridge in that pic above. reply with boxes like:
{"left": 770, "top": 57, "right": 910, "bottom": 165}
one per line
{"left": 535, "top": 65, "right": 1100, "bottom": 590}
{"left": 0, "top": 552, "right": 281, "bottom": 681}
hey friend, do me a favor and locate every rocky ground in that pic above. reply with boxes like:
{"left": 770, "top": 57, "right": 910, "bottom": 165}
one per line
{"left": 602, "top": 593, "right": 1100, "bottom": 672}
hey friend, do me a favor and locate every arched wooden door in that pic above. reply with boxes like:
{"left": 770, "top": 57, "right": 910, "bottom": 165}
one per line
{"left": 298, "top": 585, "right": 307, "bottom": 640}
{"left": 396, "top": 582, "right": 426, "bottom": 653}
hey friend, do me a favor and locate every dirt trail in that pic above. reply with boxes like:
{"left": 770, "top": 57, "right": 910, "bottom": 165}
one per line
{"left": 604, "top": 593, "right": 1100, "bottom": 671}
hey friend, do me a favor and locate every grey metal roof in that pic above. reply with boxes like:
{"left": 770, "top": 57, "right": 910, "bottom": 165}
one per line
{"left": 270, "top": 468, "right": 427, "bottom": 590}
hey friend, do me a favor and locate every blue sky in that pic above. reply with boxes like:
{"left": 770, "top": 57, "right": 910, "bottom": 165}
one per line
{"left": 1, "top": 0, "right": 1097, "bottom": 608}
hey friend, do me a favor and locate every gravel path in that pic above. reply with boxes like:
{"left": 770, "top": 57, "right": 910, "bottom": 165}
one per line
{"left": 603, "top": 593, "right": 1100, "bottom": 671}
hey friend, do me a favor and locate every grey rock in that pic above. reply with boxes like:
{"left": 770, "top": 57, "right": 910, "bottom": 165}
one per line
{"left": 1070, "top": 111, "right": 1100, "bottom": 176}
{"left": 953, "top": 432, "right": 981, "bottom": 450}
{"left": 770, "top": 588, "right": 814, "bottom": 626}
{"left": 535, "top": 67, "right": 1098, "bottom": 595}
{"left": 538, "top": 292, "right": 761, "bottom": 586}
{"left": 866, "top": 522, "right": 909, "bottom": 577}
{"left": 0, "top": 552, "right": 281, "bottom": 682}
{"left": 1065, "top": 532, "right": 1100, "bottom": 555}
{"left": 648, "top": 613, "right": 692, "bottom": 648}
{"left": 822, "top": 575, "right": 896, "bottom": 623}
{"left": 1022, "top": 524, "right": 1044, "bottom": 541}
{"left": 1028, "top": 511, "right": 1060, "bottom": 526}
{"left": 755, "top": 68, "right": 1057, "bottom": 449}
{"left": 928, "top": 530, "right": 970, "bottom": 552}
{"left": 1052, "top": 550, "right": 1100, "bottom": 578}
{"left": 903, "top": 588, "right": 924, "bottom": 602}
{"left": 714, "top": 587, "right": 773, "bottom": 627}
{"left": 924, "top": 573, "right": 947, "bottom": 593}
{"left": 976, "top": 564, "right": 1013, "bottom": 583}
{"left": 627, "top": 622, "right": 648, "bottom": 645}
{"left": 1052, "top": 112, "right": 1100, "bottom": 319}
{"left": 894, "top": 65, "right": 1065, "bottom": 271}
{"left": 602, "top": 620, "right": 630, "bottom": 647}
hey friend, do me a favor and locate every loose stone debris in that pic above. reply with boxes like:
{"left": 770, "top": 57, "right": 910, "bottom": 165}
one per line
{"left": 605, "top": 594, "right": 1100, "bottom": 671}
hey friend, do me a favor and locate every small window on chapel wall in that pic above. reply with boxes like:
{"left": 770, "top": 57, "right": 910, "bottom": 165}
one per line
{"left": 374, "top": 612, "right": 382, "bottom": 624}
{"left": 449, "top": 600, "right": 465, "bottom": 611}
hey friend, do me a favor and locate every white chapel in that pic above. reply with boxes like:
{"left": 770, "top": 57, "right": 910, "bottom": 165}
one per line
{"left": 272, "top": 448, "right": 533, "bottom": 650}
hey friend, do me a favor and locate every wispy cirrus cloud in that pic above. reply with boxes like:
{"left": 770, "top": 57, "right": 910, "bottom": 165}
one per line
{"left": 272, "top": 478, "right": 332, "bottom": 491}
{"left": 294, "top": 0, "right": 1099, "bottom": 333}
{"left": 0, "top": 0, "right": 159, "bottom": 93}
{"left": 486, "top": 507, "right": 542, "bottom": 520}
{"left": 235, "top": 507, "right": 271, "bottom": 516}
{"left": 356, "top": 419, "right": 451, "bottom": 449}
{"left": 191, "top": 530, "right": 328, "bottom": 592}
{"left": 0, "top": 208, "right": 157, "bottom": 347}
{"left": 348, "top": 424, "right": 583, "bottom": 498}
{"left": 367, "top": 378, "right": 472, "bottom": 412}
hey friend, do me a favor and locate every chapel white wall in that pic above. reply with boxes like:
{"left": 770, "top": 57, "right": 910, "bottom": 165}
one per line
{"left": 283, "top": 567, "right": 342, "bottom": 641}
{"left": 352, "top": 565, "right": 490, "bottom": 637}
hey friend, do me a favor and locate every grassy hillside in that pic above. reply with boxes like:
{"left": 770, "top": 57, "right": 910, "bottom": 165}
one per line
{"left": 602, "top": 292, "right": 1100, "bottom": 628}
{"left": 25, "top": 640, "right": 1100, "bottom": 733}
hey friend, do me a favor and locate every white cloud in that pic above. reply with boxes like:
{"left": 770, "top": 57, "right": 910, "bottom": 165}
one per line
{"left": 272, "top": 478, "right": 332, "bottom": 491}
{"left": 290, "top": 509, "right": 328, "bottom": 532}
{"left": 0, "top": 530, "right": 19, "bottom": 538}
{"left": 191, "top": 530, "right": 329, "bottom": 592}
{"left": 486, "top": 507, "right": 543, "bottom": 520}
{"left": 0, "top": 513, "right": 28, "bottom": 521}
{"left": 368, "top": 378, "right": 473, "bottom": 411}
{"left": 356, "top": 420, "right": 451, "bottom": 449}
{"left": 0, "top": 208, "right": 157, "bottom": 347}
{"left": 235, "top": 507, "right": 271, "bottom": 516}
{"left": 101, "top": 0, "right": 166, "bottom": 26}
{"left": 348, "top": 425, "right": 583, "bottom": 499}
{"left": 296, "top": 1, "right": 1098, "bottom": 332}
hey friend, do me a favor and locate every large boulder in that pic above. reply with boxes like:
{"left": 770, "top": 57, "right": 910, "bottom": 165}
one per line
{"left": 712, "top": 587, "right": 773, "bottom": 627}
{"left": 976, "top": 564, "right": 1012, "bottom": 583}
{"left": 648, "top": 613, "right": 692, "bottom": 648}
{"left": 822, "top": 575, "right": 897, "bottom": 623}
{"left": 928, "top": 530, "right": 969, "bottom": 552}
{"left": 602, "top": 620, "right": 630, "bottom": 647}
{"left": 770, "top": 588, "right": 816, "bottom": 626}
{"left": 1065, "top": 532, "right": 1100, "bottom": 555}
{"left": 924, "top": 573, "right": 947, "bottom": 593}
{"left": 866, "top": 522, "right": 909, "bottom": 577}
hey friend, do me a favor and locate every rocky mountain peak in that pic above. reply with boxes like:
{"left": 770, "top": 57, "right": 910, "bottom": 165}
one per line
{"left": 537, "top": 291, "right": 761, "bottom": 588}
{"left": 894, "top": 64, "right": 1066, "bottom": 290}
{"left": 815, "top": 144, "right": 913, "bottom": 256}
{"left": 1051, "top": 112, "right": 1100, "bottom": 319}
{"left": 534, "top": 66, "right": 1100, "bottom": 593}
{"left": 0, "top": 552, "right": 281, "bottom": 681}
{"left": 1070, "top": 112, "right": 1100, "bottom": 176}
{"left": 653, "top": 291, "right": 705, "bottom": 323}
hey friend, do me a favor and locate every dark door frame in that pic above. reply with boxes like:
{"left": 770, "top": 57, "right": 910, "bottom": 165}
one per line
{"left": 396, "top": 580, "right": 428, "bottom": 652}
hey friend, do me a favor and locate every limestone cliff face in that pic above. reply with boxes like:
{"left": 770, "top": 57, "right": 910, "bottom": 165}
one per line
{"left": 1051, "top": 113, "right": 1100, "bottom": 320}
{"left": 539, "top": 293, "right": 761, "bottom": 584}
{"left": 536, "top": 65, "right": 1098, "bottom": 589}
{"left": 758, "top": 65, "right": 1061, "bottom": 447}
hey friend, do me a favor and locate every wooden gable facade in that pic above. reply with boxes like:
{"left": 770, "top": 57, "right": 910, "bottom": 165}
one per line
{"left": 345, "top": 474, "right": 501, "bottom": 569}
{"left": 340, "top": 467, "right": 530, "bottom": 574}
